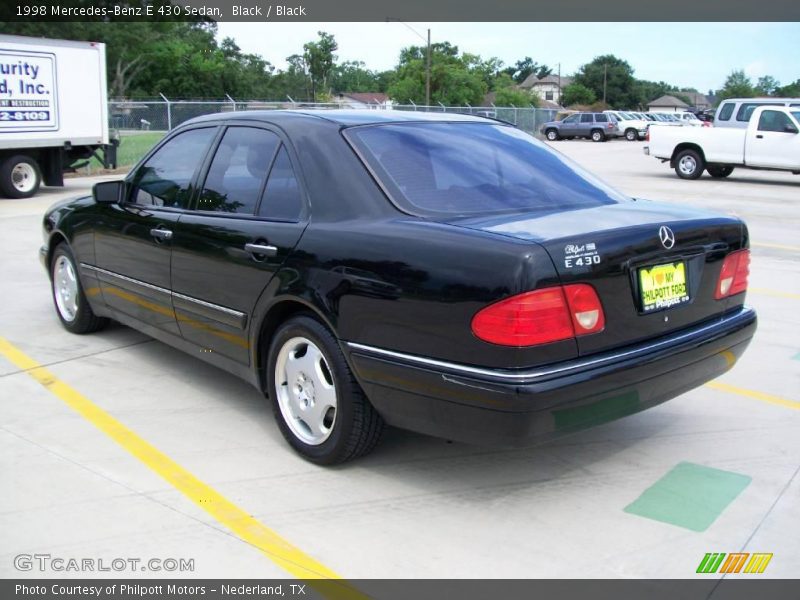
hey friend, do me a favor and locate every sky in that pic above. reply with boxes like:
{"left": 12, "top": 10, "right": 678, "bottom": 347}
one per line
{"left": 216, "top": 22, "right": 800, "bottom": 93}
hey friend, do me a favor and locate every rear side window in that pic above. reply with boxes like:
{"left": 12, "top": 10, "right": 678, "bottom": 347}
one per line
{"left": 717, "top": 103, "right": 734, "bottom": 121}
{"left": 129, "top": 127, "right": 215, "bottom": 208}
{"left": 346, "top": 123, "right": 627, "bottom": 217}
{"left": 596, "top": 114, "right": 609, "bottom": 123}
{"left": 257, "top": 146, "right": 303, "bottom": 221}
{"left": 737, "top": 102, "right": 781, "bottom": 122}
{"left": 197, "top": 127, "right": 280, "bottom": 214}
{"left": 580, "top": 114, "right": 593, "bottom": 123}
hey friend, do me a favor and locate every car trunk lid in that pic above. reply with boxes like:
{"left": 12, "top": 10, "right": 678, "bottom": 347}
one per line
{"left": 444, "top": 200, "right": 746, "bottom": 356}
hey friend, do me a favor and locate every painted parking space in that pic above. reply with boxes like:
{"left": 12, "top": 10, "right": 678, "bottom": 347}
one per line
{"left": 2, "top": 142, "right": 799, "bottom": 579}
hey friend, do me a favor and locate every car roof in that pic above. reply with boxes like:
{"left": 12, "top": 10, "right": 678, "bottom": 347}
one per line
{"left": 182, "top": 109, "right": 492, "bottom": 128}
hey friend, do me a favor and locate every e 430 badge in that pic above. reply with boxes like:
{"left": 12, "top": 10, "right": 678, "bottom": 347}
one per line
{"left": 564, "top": 242, "right": 601, "bottom": 269}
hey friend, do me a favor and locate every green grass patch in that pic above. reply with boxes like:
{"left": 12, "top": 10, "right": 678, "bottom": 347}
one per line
{"left": 83, "top": 131, "right": 165, "bottom": 172}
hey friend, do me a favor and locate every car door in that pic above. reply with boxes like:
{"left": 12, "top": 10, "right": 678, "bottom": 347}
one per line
{"left": 559, "top": 114, "right": 580, "bottom": 136}
{"left": 170, "top": 125, "right": 308, "bottom": 364}
{"left": 92, "top": 126, "right": 217, "bottom": 336}
{"left": 578, "top": 113, "right": 594, "bottom": 137}
{"left": 745, "top": 109, "right": 800, "bottom": 169}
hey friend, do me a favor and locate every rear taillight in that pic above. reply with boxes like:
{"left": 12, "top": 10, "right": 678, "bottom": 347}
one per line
{"left": 563, "top": 284, "right": 605, "bottom": 334}
{"left": 471, "top": 284, "right": 604, "bottom": 347}
{"left": 715, "top": 249, "right": 750, "bottom": 299}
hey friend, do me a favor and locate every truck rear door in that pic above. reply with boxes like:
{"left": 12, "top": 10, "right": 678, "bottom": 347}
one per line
{"left": 744, "top": 108, "right": 800, "bottom": 169}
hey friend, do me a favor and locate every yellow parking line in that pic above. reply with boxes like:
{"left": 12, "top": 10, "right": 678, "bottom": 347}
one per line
{"left": 706, "top": 381, "right": 800, "bottom": 411}
{"left": 751, "top": 242, "right": 800, "bottom": 252}
{"left": 0, "top": 336, "right": 365, "bottom": 599}
{"left": 748, "top": 288, "right": 800, "bottom": 301}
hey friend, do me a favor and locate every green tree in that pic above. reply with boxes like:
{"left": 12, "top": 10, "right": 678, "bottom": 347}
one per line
{"left": 562, "top": 83, "right": 596, "bottom": 106}
{"left": 755, "top": 75, "right": 781, "bottom": 96}
{"left": 718, "top": 70, "right": 755, "bottom": 100}
{"left": 303, "top": 31, "right": 338, "bottom": 101}
{"left": 573, "top": 55, "right": 638, "bottom": 108}
{"left": 775, "top": 79, "right": 800, "bottom": 97}
{"left": 329, "top": 61, "right": 381, "bottom": 93}
{"left": 491, "top": 75, "right": 536, "bottom": 106}
{"left": 387, "top": 42, "right": 487, "bottom": 106}
{"left": 502, "top": 57, "right": 551, "bottom": 84}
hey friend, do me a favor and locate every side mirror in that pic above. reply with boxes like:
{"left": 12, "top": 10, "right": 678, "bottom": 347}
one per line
{"left": 784, "top": 124, "right": 799, "bottom": 134}
{"left": 93, "top": 181, "right": 124, "bottom": 204}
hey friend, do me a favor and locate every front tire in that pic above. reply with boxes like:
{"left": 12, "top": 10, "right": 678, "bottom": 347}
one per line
{"left": 625, "top": 128, "right": 638, "bottom": 141}
{"left": 51, "top": 243, "right": 108, "bottom": 334}
{"left": 707, "top": 165, "right": 734, "bottom": 178}
{"left": 0, "top": 155, "right": 41, "bottom": 199}
{"left": 267, "top": 315, "right": 384, "bottom": 465}
{"left": 674, "top": 149, "right": 705, "bottom": 179}
{"left": 545, "top": 129, "right": 559, "bottom": 141}
{"left": 591, "top": 129, "right": 605, "bottom": 142}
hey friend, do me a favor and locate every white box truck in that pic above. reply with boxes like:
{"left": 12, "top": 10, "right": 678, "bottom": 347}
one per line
{"left": 0, "top": 34, "right": 116, "bottom": 198}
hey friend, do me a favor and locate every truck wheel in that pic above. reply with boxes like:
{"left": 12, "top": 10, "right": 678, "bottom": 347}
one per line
{"left": 591, "top": 130, "right": 605, "bottom": 142}
{"left": 674, "top": 149, "right": 704, "bottom": 180}
{"left": 0, "top": 155, "right": 42, "bottom": 199}
{"left": 545, "top": 129, "right": 560, "bottom": 141}
{"left": 707, "top": 165, "right": 734, "bottom": 178}
{"left": 625, "top": 128, "right": 638, "bottom": 141}
{"left": 268, "top": 314, "right": 384, "bottom": 465}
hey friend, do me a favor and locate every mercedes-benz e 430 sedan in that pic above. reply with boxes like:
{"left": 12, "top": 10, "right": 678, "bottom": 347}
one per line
{"left": 41, "top": 110, "right": 756, "bottom": 464}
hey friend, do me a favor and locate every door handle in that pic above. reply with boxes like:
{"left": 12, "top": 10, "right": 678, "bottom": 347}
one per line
{"left": 756, "top": 134, "right": 764, "bottom": 139}
{"left": 245, "top": 243, "right": 278, "bottom": 257}
{"left": 150, "top": 228, "right": 173, "bottom": 241}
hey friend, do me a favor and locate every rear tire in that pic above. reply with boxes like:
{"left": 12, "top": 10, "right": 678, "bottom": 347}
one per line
{"left": 545, "top": 129, "right": 559, "bottom": 141}
{"left": 0, "top": 155, "right": 41, "bottom": 199}
{"left": 267, "top": 314, "right": 384, "bottom": 465}
{"left": 707, "top": 165, "right": 734, "bottom": 178}
{"left": 674, "top": 149, "right": 705, "bottom": 180}
{"left": 51, "top": 243, "right": 108, "bottom": 334}
{"left": 591, "top": 130, "right": 605, "bottom": 142}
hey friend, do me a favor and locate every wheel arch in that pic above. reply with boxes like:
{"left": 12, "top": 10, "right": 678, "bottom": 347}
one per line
{"left": 46, "top": 231, "right": 70, "bottom": 278}
{"left": 253, "top": 296, "right": 338, "bottom": 393}
{"left": 670, "top": 143, "right": 706, "bottom": 167}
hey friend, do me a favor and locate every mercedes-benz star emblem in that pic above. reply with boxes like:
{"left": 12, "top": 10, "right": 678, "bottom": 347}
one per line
{"left": 659, "top": 225, "right": 675, "bottom": 249}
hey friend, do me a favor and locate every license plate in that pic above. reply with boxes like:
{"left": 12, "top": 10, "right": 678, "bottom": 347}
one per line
{"left": 638, "top": 261, "right": 689, "bottom": 313}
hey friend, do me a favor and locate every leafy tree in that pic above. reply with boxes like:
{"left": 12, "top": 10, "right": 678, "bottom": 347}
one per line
{"left": 387, "top": 42, "right": 487, "bottom": 106}
{"left": 329, "top": 61, "right": 381, "bottom": 93}
{"left": 755, "top": 75, "right": 781, "bottom": 96}
{"left": 573, "top": 55, "right": 638, "bottom": 108}
{"left": 303, "top": 31, "right": 338, "bottom": 101}
{"left": 491, "top": 75, "right": 536, "bottom": 106}
{"left": 775, "top": 79, "right": 800, "bottom": 97}
{"left": 717, "top": 70, "right": 755, "bottom": 100}
{"left": 562, "top": 83, "right": 596, "bottom": 107}
{"left": 502, "top": 57, "right": 551, "bottom": 84}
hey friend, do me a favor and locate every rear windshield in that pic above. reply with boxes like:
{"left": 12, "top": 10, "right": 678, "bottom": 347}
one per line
{"left": 345, "top": 123, "right": 627, "bottom": 217}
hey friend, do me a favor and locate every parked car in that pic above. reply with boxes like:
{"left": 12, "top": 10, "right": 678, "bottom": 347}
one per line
{"left": 42, "top": 110, "right": 757, "bottom": 464}
{"left": 541, "top": 112, "right": 621, "bottom": 142}
{"left": 645, "top": 105, "right": 800, "bottom": 179}
{"left": 604, "top": 110, "right": 648, "bottom": 141}
{"left": 714, "top": 97, "right": 800, "bottom": 129}
{"left": 671, "top": 111, "right": 706, "bottom": 127}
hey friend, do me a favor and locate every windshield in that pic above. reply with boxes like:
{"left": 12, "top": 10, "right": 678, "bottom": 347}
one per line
{"left": 346, "top": 123, "right": 627, "bottom": 218}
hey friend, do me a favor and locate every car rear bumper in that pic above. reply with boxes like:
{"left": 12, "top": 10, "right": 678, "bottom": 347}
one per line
{"left": 345, "top": 306, "right": 757, "bottom": 446}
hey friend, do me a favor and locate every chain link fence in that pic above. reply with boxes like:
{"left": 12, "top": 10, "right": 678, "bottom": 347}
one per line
{"left": 109, "top": 99, "right": 559, "bottom": 136}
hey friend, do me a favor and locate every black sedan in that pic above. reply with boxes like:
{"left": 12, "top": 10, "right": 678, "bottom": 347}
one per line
{"left": 41, "top": 110, "right": 756, "bottom": 464}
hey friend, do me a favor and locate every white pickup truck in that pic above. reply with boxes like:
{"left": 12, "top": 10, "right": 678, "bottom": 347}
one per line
{"left": 644, "top": 105, "right": 800, "bottom": 179}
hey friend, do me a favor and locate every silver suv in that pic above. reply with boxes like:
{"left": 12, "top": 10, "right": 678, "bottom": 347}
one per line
{"left": 541, "top": 112, "right": 621, "bottom": 142}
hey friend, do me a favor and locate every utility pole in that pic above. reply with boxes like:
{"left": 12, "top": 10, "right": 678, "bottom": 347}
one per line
{"left": 603, "top": 63, "right": 608, "bottom": 105}
{"left": 388, "top": 19, "right": 432, "bottom": 107}
{"left": 426, "top": 28, "right": 431, "bottom": 107}
{"left": 557, "top": 62, "right": 561, "bottom": 105}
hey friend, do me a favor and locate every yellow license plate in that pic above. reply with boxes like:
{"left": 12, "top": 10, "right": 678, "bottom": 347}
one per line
{"left": 638, "top": 261, "right": 689, "bottom": 313}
